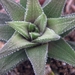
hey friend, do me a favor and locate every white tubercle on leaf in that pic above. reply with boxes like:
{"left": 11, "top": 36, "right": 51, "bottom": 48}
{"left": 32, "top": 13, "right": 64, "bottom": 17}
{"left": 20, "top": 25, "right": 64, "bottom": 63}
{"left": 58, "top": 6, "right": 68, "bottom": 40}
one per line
{"left": 42, "top": 0, "right": 51, "bottom": 8}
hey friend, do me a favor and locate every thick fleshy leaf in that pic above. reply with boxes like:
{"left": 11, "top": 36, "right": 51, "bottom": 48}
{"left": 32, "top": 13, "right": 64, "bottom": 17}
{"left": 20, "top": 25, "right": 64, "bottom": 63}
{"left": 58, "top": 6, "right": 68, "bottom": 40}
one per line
{"left": 0, "top": 32, "right": 36, "bottom": 58}
{"left": 61, "top": 14, "right": 75, "bottom": 37}
{"left": 0, "top": 24, "right": 14, "bottom": 41}
{"left": 43, "top": 0, "right": 65, "bottom": 18}
{"left": 48, "top": 39, "right": 75, "bottom": 66}
{"left": 0, "top": 50, "right": 27, "bottom": 74}
{"left": 28, "top": 23, "right": 36, "bottom": 32}
{"left": 25, "top": 0, "right": 43, "bottom": 22}
{"left": 33, "top": 28, "right": 60, "bottom": 43}
{"left": 42, "top": 0, "right": 51, "bottom": 8}
{"left": 0, "top": 0, "right": 25, "bottom": 21}
{"left": 34, "top": 13, "right": 47, "bottom": 33}
{"left": 61, "top": 28, "right": 74, "bottom": 37}
{"left": 67, "top": 41, "right": 75, "bottom": 50}
{"left": 47, "top": 17, "right": 75, "bottom": 35}
{"left": 26, "top": 44, "right": 48, "bottom": 75}
{"left": 29, "top": 32, "right": 40, "bottom": 40}
{"left": 8, "top": 21, "right": 30, "bottom": 39}
{"left": 20, "top": 0, "right": 27, "bottom": 8}
{"left": 0, "top": 13, "right": 11, "bottom": 24}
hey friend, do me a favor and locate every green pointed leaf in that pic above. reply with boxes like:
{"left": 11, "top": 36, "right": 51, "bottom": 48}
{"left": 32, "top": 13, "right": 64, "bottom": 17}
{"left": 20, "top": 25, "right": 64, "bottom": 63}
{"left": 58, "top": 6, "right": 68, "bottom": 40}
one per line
{"left": 48, "top": 39, "right": 75, "bottom": 66}
{"left": 29, "top": 32, "right": 40, "bottom": 40}
{"left": 47, "top": 17, "right": 75, "bottom": 35}
{"left": 25, "top": 0, "right": 43, "bottom": 22}
{"left": 28, "top": 23, "right": 39, "bottom": 32}
{"left": 33, "top": 28, "right": 60, "bottom": 43}
{"left": 0, "top": 0, "right": 25, "bottom": 21}
{"left": 8, "top": 21, "right": 30, "bottom": 39}
{"left": 67, "top": 41, "right": 75, "bottom": 50}
{"left": 43, "top": 0, "right": 65, "bottom": 18}
{"left": 0, "top": 32, "right": 37, "bottom": 58}
{"left": 20, "top": 0, "right": 27, "bottom": 8}
{"left": 61, "top": 14, "right": 75, "bottom": 37}
{"left": 61, "top": 28, "right": 74, "bottom": 37}
{"left": 34, "top": 13, "right": 47, "bottom": 33}
{"left": 26, "top": 44, "right": 48, "bottom": 75}
{"left": 0, "top": 50, "right": 27, "bottom": 74}
{"left": 0, "top": 24, "right": 14, "bottom": 41}
{"left": 42, "top": 0, "right": 51, "bottom": 8}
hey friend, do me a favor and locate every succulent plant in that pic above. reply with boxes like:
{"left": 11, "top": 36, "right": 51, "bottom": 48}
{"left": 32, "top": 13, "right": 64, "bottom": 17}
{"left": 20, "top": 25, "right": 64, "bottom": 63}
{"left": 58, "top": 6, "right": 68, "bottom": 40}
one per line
{"left": 1, "top": 0, "right": 75, "bottom": 75}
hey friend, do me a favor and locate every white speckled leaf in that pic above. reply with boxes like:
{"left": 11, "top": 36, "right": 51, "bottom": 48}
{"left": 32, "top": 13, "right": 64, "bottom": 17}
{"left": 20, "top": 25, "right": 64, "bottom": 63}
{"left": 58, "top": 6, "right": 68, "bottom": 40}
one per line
{"left": 0, "top": 24, "right": 14, "bottom": 41}
{"left": 67, "top": 41, "right": 75, "bottom": 50}
{"left": 33, "top": 28, "right": 60, "bottom": 43}
{"left": 47, "top": 17, "right": 75, "bottom": 35}
{"left": 25, "top": 0, "right": 43, "bottom": 22}
{"left": 48, "top": 39, "right": 75, "bottom": 66}
{"left": 8, "top": 21, "right": 30, "bottom": 39}
{"left": 0, "top": 50, "right": 27, "bottom": 74}
{"left": 34, "top": 13, "right": 47, "bottom": 33}
{"left": 26, "top": 44, "right": 48, "bottom": 75}
{"left": 0, "top": 32, "right": 36, "bottom": 58}
{"left": 42, "top": 0, "right": 51, "bottom": 8}
{"left": 43, "top": 0, "right": 65, "bottom": 18}
{"left": 0, "top": 0, "right": 25, "bottom": 21}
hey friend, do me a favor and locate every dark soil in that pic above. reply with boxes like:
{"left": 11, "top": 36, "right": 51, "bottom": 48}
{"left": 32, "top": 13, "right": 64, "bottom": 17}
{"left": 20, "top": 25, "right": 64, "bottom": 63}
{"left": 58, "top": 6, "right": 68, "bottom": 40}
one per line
{"left": 50, "top": 58, "right": 75, "bottom": 75}
{"left": 7, "top": 60, "right": 35, "bottom": 75}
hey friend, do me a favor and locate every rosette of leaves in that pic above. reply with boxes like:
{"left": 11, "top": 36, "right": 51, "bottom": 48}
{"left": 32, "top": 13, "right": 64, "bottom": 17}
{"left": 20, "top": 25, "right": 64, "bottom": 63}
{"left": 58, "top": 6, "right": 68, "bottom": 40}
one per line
{"left": 1, "top": 0, "right": 75, "bottom": 75}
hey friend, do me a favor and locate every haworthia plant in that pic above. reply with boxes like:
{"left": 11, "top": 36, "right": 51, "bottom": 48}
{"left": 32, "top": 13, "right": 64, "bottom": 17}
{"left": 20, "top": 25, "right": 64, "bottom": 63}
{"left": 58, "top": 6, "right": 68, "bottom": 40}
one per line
{"left": 0, "top": 0, "right": 75, "bottom": 75}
